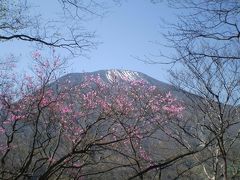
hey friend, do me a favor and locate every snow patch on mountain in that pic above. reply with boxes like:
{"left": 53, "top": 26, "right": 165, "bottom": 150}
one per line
{"left": 106, "top": 69, "right": 141, "bottom": 82}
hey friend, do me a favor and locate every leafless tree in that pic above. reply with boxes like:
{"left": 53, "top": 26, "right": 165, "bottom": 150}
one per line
{"left": 160, "top": 2, "right": 240, "bottom": 178}
{"left": 0, "top": 0, "right": 110, "bottom": 55}
{"left": 162, "top": 0, "right": 240, "bottom": 64}
{"left": 168, "top": 51, "right": 240, "bottom": 179}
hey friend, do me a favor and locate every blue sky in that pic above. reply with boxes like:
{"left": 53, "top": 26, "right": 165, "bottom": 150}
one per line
{"left": 0, "top": 0, "right": 177, "bottom": 83}
{"left": 79, "top": 0, "right": 176, "bottom": 82}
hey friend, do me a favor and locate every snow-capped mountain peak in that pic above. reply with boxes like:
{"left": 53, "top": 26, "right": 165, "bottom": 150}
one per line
{"left": 106, "top": 69, "right": 141, "bottom": 82}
